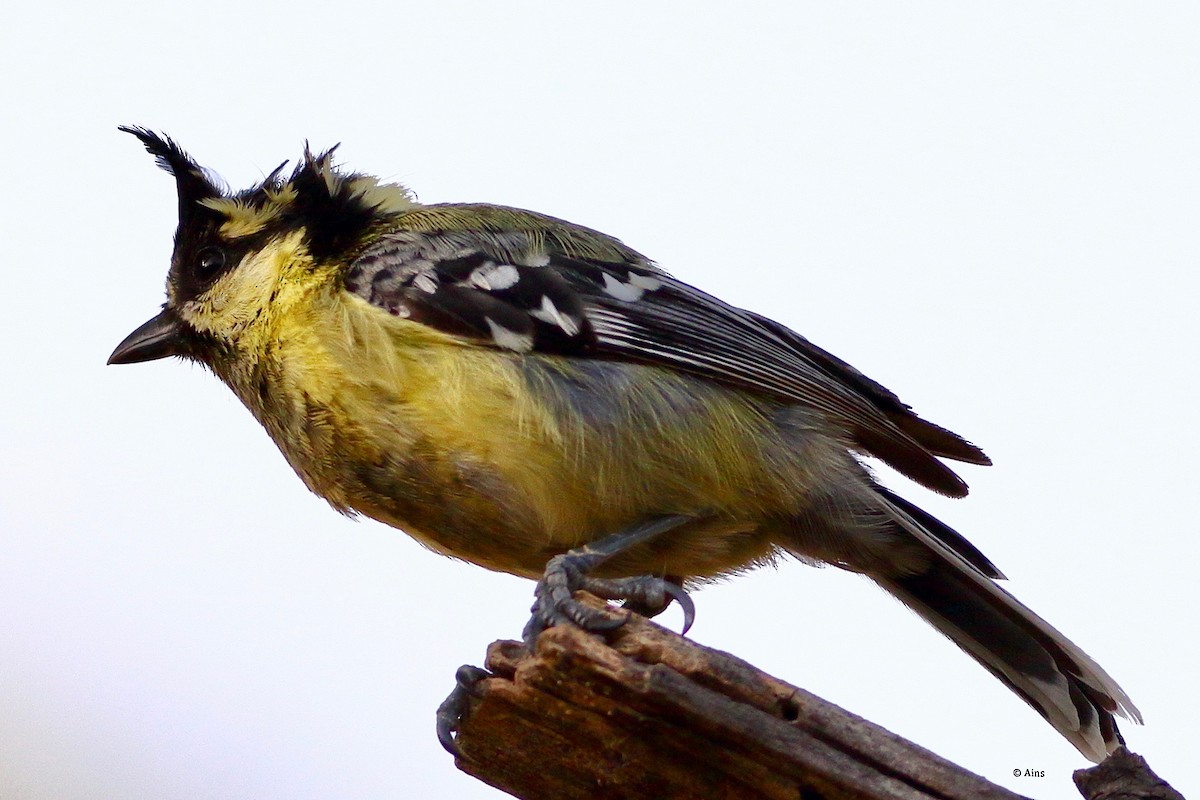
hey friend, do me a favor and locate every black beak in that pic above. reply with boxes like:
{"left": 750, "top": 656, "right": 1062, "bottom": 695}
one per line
{"left": 108, "top": 308, "right": 184, "bottom": 364}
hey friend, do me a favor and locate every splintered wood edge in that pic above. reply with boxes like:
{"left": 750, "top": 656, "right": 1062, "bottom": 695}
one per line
{"left": 1073, "top": 748, "right": 1186, "bottom": 800}
{"left": 448, "top": 595, "right": 1034, "bottom": 800}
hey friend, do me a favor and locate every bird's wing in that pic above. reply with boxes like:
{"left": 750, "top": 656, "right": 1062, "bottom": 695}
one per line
{"left": 344, "top": 207, "right": 987, "bottom": 496}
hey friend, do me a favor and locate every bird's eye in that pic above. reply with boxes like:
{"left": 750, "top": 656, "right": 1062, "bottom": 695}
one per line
{"left": 196, "top": 246, "right": 226, "bottom": 278}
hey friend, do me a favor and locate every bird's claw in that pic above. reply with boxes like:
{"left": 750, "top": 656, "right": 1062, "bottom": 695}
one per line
{"left": 652, "top": 579, "right": 696, "bottom": 635}
{"left": 436, "top": 664, "right": 491, "bottom": 757}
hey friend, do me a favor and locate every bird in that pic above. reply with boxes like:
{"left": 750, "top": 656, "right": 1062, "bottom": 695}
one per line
{"left": 109, "top": 126, "right": 1140, "bottom": 762}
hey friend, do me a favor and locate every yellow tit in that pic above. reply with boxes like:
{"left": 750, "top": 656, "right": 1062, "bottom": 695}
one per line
{"left": 110, "top": 126, "right": 1139, "bottom": 762}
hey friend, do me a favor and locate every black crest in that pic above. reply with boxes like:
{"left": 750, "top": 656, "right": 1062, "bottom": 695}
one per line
{"left": 120, "top": 126, "right": 222, "bottom": 229}
{"left": 282, "top": 144, "right": 387, "bottom": 260}
{"left": 122, "top": 126, "right": 409, "bottom": 261}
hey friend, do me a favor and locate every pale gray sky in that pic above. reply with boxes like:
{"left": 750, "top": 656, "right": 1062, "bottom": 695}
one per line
{"left": 1, "top": 3, "right": 1196, "bottom": 799}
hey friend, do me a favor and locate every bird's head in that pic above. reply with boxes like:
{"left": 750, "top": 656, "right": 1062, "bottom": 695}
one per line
{"left": 108, "top": 127, "right": 416, "bottom": 367}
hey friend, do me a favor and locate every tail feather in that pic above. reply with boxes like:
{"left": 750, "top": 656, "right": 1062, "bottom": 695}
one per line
{"left": 875, "top": 485, "right": 1005, "bottom": 579}
{"left": 874, "top": 493, "right": 1140, "bottom": 761}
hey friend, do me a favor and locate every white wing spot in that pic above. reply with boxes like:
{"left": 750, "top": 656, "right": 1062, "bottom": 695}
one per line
{"left": 628, "top": 273, "right": 663, "bottom": 292}
{"left": 413, "top": 272, "right": 439, "bottom": 294}
{"left": 523, "top": 252, "right": 551, "bottom": 267}
{"left": 601, "top": 272, "right": 645, "bottom": 302}
{"left": 485, "top": 317, "right": 534, "bottom": 352}
{"left": 530, "top": 295, "right": 581, "bottom": 337}
{"left": 470, "top": 262, "right": 520, "bottom": 291}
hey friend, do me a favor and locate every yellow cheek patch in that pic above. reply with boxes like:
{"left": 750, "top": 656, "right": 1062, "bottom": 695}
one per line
{"left": 179, "top": 229, "right": 311, "bottom": 336}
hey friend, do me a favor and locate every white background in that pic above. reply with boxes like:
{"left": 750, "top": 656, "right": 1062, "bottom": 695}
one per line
{"left": 2, "top": 3, "right": 1196, "bottom": 799}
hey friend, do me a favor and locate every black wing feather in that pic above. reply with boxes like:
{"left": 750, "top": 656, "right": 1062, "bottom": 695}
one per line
{"left": 745, "top": 312, "right": 991, "bottom": 466}
{"left": 579, "top": 278, "right": 975, "bottom": 496}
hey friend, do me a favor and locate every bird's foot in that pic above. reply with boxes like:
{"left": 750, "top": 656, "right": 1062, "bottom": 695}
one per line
{"left": 522, "top": 552, "right": 694, "bottom": 648}
{"left": 435, "top": 664, "right": 491, "bottom": 757}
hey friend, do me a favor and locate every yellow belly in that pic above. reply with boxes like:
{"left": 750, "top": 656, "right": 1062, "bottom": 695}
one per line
{"left": 240, "top": 295, "right": 836, "bottom": 580}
